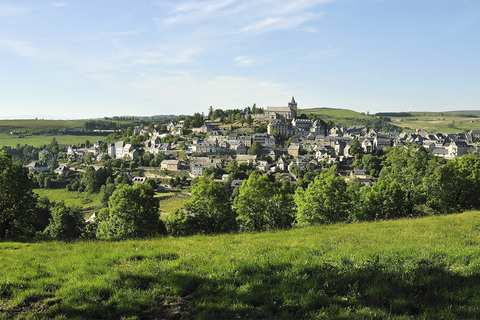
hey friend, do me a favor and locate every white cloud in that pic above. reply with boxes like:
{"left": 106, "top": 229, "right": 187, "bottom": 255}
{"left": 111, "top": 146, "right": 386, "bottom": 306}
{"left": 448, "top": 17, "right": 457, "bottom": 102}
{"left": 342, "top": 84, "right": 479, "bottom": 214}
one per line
{"left": 162, "top": 0, "right": 328, "bottom": 34}
{"left": 234, "top": 56, "right": 254, "bottom": 66}
{"left": 166, "top": 0, "right": 237, "bottom": 24}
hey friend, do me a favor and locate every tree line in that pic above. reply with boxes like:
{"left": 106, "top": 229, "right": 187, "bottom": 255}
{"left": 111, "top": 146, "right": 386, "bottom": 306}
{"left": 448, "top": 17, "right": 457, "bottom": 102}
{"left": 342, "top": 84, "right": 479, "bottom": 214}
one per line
{"left": 2, "top": 145, "right": 480, "bottom": 241}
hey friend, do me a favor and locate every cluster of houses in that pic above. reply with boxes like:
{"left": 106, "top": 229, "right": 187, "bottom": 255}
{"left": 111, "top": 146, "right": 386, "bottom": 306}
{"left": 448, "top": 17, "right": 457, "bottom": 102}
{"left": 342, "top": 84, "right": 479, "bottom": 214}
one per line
{"left": 24, "top": 98, "right": 480, "bottom": 189}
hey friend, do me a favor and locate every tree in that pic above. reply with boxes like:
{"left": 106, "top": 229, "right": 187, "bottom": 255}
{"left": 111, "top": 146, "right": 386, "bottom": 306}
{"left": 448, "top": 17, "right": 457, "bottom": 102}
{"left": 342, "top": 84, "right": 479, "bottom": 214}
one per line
{"left": 84, "top": 152, "right": 95, "bottom": 165}
{"left": 43, "top": 202, "right": 85, "bottom": 241}
{"left": 0, "top": 151, "right": 37, "bottom": 238}
{"left": 97, "top": 184, "right": 160, "bottom": 239}
{"left": 362, "top": 154, "right": 382, "bottom": 177}
{"left": 33, "top": 197, "right": 53, "bottom": 234}
{"left": 49, "top": 138, "right": 59, "bottom": 156}
{"left": 294, "top": 171, "right": 349, "bottom": 226}
{"left": 100, "top": 183, "right": 116, "bottom": 207}
{"left": 377, "top": 146, "right": 438, "bottom": 216}
{"left": 208, "top": 106, "right": 214, "bottom": 121}
{"left": 362, "top": 179, "right": 408, "bottom": 220}
{"left": 234, "top": 172, "right": 295, "bottom": 231}
{"left": 349, "top": 138, "right": 362, "bottom": 156}
{"left": 166, "top": 177, "right": 237, "bottom": 235}
{"left": 430, "top": 155, "right": 480, "bottom": 213}
{"left": 248, "top": 142, "right": 262, "bottom": 156}
{"left": 82, "top": 166, "right": 101, "bottom": 193}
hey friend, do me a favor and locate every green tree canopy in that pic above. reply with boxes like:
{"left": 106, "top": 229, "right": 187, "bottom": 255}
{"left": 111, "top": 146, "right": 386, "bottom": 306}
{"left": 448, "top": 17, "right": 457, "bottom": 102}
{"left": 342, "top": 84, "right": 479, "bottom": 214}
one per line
{"left": 234, "top": 172, "right": 295, "bottom": 231}
{"left": 0, "top": 151, "right": 37, "bottom": 238}
{"left": 294, "top": 171, "right": 349, "bottom": 226}
{"left": 44, "top": 202, "right": 85, "bottom": 241}
{"left": 97, "top": 184, "right": 160, "bottom": 239}
{"left": 166, "top": 176, "right": 237, "bottom": 235}
{"left": 248, "top": 142, "right": 262, "bottom": 156}
{"left": 349, "top": 138, "right": 362, "bottom": 156}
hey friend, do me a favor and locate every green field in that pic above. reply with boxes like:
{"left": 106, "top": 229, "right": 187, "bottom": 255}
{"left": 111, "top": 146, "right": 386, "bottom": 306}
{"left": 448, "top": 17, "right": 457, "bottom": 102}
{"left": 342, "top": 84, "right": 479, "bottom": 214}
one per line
{"left": 0, "top": 133, "right": 108, "bottom": 148}
{"left": 2, "top": 211, "right": 480, "bottom": 319}
{"left": 302, "top": 108, "right": 480, "bottom": 133}
{"left": 33, "top": 189, "right": 102, "bottom": 215}
{"left": 388, "top": 112, "right": 480, "bottom": 133}
{"left": 0, "top": 120, "right": 86, "bottom": 133}
{"left": 301, "top": 107, "right": 372, "bottom": 128}
{"left": 156, "top": 192, "right": 189, "bottom": 216}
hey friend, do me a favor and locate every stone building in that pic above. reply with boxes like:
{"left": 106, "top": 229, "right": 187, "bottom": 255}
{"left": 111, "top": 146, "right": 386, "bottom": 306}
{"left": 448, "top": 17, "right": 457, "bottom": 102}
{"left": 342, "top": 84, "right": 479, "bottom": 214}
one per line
{"left": 265, "top": 97, "right": 298, "bottom": 120}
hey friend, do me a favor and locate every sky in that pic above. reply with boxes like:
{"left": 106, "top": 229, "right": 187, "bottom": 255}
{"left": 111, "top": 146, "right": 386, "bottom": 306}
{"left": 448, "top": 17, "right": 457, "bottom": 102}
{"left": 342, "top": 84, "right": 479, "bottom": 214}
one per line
{"left": 1, "top": 0, "right": 479, "bottom": 119}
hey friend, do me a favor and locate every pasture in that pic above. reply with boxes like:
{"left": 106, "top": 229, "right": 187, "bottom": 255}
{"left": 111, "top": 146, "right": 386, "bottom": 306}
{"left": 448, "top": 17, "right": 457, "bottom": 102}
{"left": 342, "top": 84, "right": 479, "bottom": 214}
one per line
{"left": 2, "top": 211, "right": 480, "bottom": 319}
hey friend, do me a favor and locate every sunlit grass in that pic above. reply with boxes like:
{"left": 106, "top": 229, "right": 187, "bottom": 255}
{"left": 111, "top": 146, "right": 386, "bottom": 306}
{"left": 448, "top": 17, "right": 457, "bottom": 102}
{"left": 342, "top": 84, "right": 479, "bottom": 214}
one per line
{"left": 156, "top": 192, "right": 189, "bottom": 216}
{"left": 33, "top": 189, "right": 102, "bottom": 212}
{"left": 0, "top": 133, "right": 108, "bottom": 148}
{"left": 2, "top": 211, "right": 480, "bottom": 318}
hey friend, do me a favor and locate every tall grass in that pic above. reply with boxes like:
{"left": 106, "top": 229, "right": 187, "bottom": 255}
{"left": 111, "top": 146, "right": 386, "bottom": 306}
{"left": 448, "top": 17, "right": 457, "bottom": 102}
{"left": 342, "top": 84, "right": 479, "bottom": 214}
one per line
{"left": 2, "top": 211, "right": 480, "bottom": 319}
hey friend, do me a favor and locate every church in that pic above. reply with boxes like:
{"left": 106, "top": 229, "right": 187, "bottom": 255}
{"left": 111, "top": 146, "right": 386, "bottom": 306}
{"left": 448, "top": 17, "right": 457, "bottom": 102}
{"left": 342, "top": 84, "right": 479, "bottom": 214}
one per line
{"left": 265, "top": 97, "right": 298, "bottom": 120}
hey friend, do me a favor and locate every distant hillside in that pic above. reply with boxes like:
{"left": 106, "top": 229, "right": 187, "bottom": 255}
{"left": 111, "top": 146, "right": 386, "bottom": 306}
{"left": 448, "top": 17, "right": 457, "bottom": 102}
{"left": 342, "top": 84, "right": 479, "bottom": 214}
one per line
{"left": 0, "top": 119, "right": 86, "bottom": 134}
{"left": 300, "top": 107, "right": 400, "bottom": 132}
{"left": 379, "top": 111, "right": 480, "bottom": 133}
{"left": 300, "top": 107, "right": 480, "bottom": 133}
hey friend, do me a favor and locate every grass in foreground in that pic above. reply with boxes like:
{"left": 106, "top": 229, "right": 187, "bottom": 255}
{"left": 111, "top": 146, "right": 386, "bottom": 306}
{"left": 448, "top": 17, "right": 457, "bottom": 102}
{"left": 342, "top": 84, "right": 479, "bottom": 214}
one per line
{"left": 2, "top": 212, "right": 480, "bottom": 319}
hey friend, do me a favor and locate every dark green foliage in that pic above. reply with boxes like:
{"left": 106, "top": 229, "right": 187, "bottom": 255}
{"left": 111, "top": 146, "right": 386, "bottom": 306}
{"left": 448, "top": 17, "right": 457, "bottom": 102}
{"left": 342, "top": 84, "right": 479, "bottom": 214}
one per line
{"left": 349, "top": 138, "right": 362, "bottom": 156}
{"left": 0, "top": 151, "right": 37, "bottom": 238}
{"left": 99, "top": 183, "right": 116, "bottom": 207}
{"left": 43, "top": 202, "right": 85, "bottom": 241}
{"left": 429, "top": 155, "right": 480, "bottom": 213}
{"left": 166, "top": 177, "right": 237, "bottom": 235}
{"left": 32, "top": 197, "right": 53, "bottom": 233}
{"left": 97, "top": 184, "right": 160, "bottom": 239}
{"left": 234, "top": 172, "right": 295, "bottom": 231}
{"left": 294, "top": 171, "right": 349, "bottom": 226}
{"left": 247, "top": 141, "right": 262, "bottom": 156}
{"left": 361, "top": 153, "right": 383, "bottom": 177}
{"left": 81, "top": 166, "right": 100, "bottom": 193}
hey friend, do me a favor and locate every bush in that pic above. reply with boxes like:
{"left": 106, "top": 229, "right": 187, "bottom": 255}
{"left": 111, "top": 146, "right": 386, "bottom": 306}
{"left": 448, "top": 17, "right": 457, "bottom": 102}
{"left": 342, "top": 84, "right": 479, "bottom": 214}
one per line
{"left": 43, "top": 202, "right": 86, "bottom": 241}
{"left": 97, "top": 184, "right": 160, "bottom": 239}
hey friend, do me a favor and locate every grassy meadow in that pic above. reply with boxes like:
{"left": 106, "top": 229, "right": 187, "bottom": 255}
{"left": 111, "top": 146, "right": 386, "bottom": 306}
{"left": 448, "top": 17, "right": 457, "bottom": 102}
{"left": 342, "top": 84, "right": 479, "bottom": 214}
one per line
{"left": 33, "top": 189, "right": 102, "bottom": 216}
{"left": 301, "top": 108, "right": 372, "bottom": 128}
{"left": 156, "top": 192, "right": 189, "bottom": 216}
{"left": 0, "top": 133, "right": 108, "bottom": 148}
{"left": 2, "top": 211, "right": 480, "bottom": 319}
{"left": 301, "top": 108, "right": 480, "bottom": 133}
{"left": 0, "top": 120, "right": 86, "bottom": 133}
{"left": 388, "top": 112, "right": 480, "bottom": 133}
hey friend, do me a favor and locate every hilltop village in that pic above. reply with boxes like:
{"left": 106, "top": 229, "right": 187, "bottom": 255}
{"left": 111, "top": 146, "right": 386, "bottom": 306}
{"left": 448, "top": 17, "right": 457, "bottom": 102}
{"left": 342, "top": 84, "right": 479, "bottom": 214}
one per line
{"left": 25, "top": 97, "right": 480, "bottom": 189}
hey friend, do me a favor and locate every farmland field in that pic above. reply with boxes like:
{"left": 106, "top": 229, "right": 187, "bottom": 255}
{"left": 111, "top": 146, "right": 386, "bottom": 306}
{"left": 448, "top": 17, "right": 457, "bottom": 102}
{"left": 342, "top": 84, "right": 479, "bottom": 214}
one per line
{"left": 0, "top": 133, "right": 108, "bottom": 148}
{"left": 387, "top": 112, "right": 480, "bottom": 132}
{"left": 2, "top": 211, "right": 480, "bottom": 319}
{"left": 0, "top": 119, "right": 86, "bottom": 133}
{"left": 302, "top": 107, "right": 480, "bottom": 133}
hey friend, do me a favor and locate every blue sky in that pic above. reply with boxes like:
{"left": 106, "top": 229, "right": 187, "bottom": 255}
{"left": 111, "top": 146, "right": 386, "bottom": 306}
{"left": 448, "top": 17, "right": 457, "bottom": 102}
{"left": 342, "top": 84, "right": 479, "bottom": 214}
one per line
{"left": 1, "top": 0, "right": 479, "bottom": 119}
